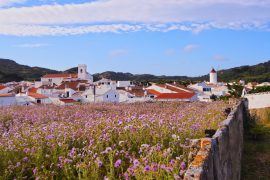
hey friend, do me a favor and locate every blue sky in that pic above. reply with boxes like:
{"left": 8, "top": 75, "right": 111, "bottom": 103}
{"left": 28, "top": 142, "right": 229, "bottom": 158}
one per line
{"left": 0, "top": 0, "right": 269, "bottom": 76}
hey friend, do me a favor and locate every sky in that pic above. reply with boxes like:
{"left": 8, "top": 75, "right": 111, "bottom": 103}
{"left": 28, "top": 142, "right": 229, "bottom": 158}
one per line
{"left": 0, "top": 0, "right": 269, "bottom": 76}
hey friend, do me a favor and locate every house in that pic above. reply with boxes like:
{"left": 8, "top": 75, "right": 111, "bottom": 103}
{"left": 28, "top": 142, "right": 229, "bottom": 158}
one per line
{"left": 146, "top": 83, "right": 197, "bottom": 102}
{"left": 188, "top": 82, "right": 212, "bottom": 94}
{"left": 16, "top": 92, "right": 51, "bottom": 104}
{"left": 117, "top": 81, "right": 135, "bottom": 88}
{"left": 0, "top": 93, "right": 17, "bottom": 106}
{"left": 41, "top": 73, "right": 78, "bottom": 86}
{"left": 83, "top": 85, "right": 119, "bottom": 103}
{"left": 95, "top": 78, "right": 116, "bottom": 87}
{"left": 0, "top": 85, "right": 12, "bottom": 94}
{"left": 28, "top": 92, "right": 51, "bottom": 104}
{"left": 56, "top": 81, "right": 88, "bottom": 98}
{"left": 118, "top": 86, "right": 149, "bottom": 103}
{"left": 41, "top": 64, "right": 93, "bottom": 86}
{"left": 246, "top": 82, "right": 258, "bottom": 89}
{"left": 59, "top": 99, "right": 78, "bottom": 105}
{"left": 36, "top": 85, "right": 56, "bottom": 97}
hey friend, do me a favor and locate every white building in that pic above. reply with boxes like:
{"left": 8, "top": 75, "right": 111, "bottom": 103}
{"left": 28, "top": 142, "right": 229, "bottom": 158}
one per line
{"left": 146, "top": 83, "right": 197, "bottom": 102}
{"left": 117, "top": 81, "right": 134, "bottom": 88}
{"left": 188, "top": 81, "right": 229, "bottom": 102}
{"left": 257, "top": 82, "right": 270, "bottom": 87}
{"left": 0, "top": 85, "right": 12, "bottom": 94}
{"left": 82, "top": 85, "right": 119, "bottom": 103}
{"left": 209, "top": 68, "right": 218, "bottom": 84}
{"left": 78, "top": 64, "right": 93, "bottom": 82}
{"left": 41, "top": 74, "right": 77, "bottom": 86}
{"left": 41, "top": 64, "right": 93, "bottom": 86}
{"left": 118, "top": 86, "right": 149, "bottom": 103}
{"left": 188, "top": 82, "right": 212, "bottom": 94}
{"left": 0, "top": 94, "right": 17, "bottom": 106}
{"left": 16, "top": 92, "right": 51, "bottom": 104}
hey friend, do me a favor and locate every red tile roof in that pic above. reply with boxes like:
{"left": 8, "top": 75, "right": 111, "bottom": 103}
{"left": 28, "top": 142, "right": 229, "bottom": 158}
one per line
{"left": 0, "top": 85, "right": 7, "bottom": 90}
{"left": 167, "top": 83, "right": 194, "bottom": 92}
{"left": 125, "top": 86, "right": 145, "bottom": 97}
{"left": 42, "top": 74, "right": 77, "bottom": 78}
{"left": 155, "top": 84, "right": 194, "bottom": 93}
{"left": 0, "top": 93, "right": 14, "bottom": 97}
{"left": 28, "top": 92, "right": 48, "bottom": 99}
{"left": 56, "top": 81, "right": 86, "bottom": 91}
{"left": 147, "top": 89, "right": 161, "bottom": 96}
{"left": 60, "top": 99, "right": 77, "bottom": 103}
{"left": 28, "top": 87, "right": 38, "bottom": 93}
{"left": 210, "top": 68, "right": 216, "bottom": 73}
{"left": 156, "top": 92, "right": 195, "bottom": 99}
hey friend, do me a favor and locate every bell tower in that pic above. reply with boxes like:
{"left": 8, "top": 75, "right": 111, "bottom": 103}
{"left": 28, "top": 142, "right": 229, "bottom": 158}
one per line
{"left": 78, "top": 64, "right": 87, "bottom": 80}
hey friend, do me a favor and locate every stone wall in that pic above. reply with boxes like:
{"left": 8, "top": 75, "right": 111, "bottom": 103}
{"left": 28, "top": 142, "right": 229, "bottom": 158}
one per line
{"left": 245, "top": 92, "right": 270, "bottom": 109}
{"left": 184, "top": 99, "right": 248, "bottom": 180}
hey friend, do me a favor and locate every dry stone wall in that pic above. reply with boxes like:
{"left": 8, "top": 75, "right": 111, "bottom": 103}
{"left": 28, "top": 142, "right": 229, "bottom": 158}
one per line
{"left": 184, "top": 99, "right": 248, "bottom": 180}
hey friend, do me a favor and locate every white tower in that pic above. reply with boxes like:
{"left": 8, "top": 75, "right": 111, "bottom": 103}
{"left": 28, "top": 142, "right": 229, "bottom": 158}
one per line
{"left": 78, "top": 64, "right": 88, "bottom": 79}
{"left": 209, "top": 68, "right": 218, "bottom": 84}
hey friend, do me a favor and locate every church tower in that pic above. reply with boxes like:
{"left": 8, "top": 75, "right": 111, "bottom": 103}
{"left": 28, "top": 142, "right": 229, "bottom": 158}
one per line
{"left": 209, "top": 68, "right": 218, "bottom": 84}
{"left": 78, "top": 64, "right": 88, "bottom": 80}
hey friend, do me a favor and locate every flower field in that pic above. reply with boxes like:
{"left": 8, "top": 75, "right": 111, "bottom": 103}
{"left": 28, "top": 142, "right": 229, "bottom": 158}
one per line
{"left": 0, "top": 101, "right": 232, "bottom": 179}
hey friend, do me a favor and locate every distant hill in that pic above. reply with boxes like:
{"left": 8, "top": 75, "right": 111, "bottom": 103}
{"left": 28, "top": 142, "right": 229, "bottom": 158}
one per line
{"left": 0, "top": 58, "right": 269, "bottom": 83}
{"left": 0, "top": 59, "right": 59, "bottom": 82}
{"left": 67, "top": 61, "right": 270, "bottom": 83}
{"left": 65, "top": 67, "right": 190, "bottom": 82}
{"left": 219, "top": 61, "right": 270, "bottom": 82}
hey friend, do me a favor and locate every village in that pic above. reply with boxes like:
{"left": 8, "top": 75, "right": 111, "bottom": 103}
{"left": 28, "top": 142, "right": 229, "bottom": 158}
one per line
{"left": 0, "top": 64, "right": 269, "bottom": 107}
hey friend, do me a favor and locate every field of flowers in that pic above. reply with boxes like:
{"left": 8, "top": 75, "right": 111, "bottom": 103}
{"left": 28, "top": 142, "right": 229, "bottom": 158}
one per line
{"left": 0, "top": 101, "right": 233, "bottom": 179}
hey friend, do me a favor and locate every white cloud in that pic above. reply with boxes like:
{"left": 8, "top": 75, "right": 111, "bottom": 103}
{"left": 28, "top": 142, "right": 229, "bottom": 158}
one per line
{"left": 15, "top": 43, "right": 49, "bottom": 48}
{"left": 183, "top": 44, "right": 199, "bottom": 52}
{"left": 0, "top": 0, "right": 27, "bottom": 7}
{"left": 0, "top": 0, "right": 270, "bottom": 35}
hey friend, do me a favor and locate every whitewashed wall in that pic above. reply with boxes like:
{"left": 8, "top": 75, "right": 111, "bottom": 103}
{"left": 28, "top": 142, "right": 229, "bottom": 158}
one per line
{"left": 41, "top": 77, "right": 64, "bottom": 86}
{"left": 0, "top": 97, "right": 16, "bottom": 106}
{"left": 245, "top": 92, "right": 270, "bottom": 109}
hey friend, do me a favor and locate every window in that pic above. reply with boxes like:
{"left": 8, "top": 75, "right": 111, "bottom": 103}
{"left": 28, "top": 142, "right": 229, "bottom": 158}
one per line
{"left": 107, "top": 95, "right": 109, "bottom": 98}
{"left": 37, "top": 99, "right": 41, "bottom": 104}
{"left": 85, "top": 95, "right": 88, "bottom": 98}
{"left": 80, "top": 69, "right": 83, "bottom": 73}
{"left": 115, "top": 95, "right": 117, "bottom": 98}
{"left": 203, "top": 88, "right": 211, "bottom": 92}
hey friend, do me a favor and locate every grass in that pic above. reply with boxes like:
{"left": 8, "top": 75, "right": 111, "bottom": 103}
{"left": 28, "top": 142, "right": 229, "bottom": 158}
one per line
{"left": 242, "top": 108, "right": 270, "bottom": 180}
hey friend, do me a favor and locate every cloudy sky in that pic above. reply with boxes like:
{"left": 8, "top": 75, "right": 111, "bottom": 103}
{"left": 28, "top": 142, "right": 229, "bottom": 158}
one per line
{"left": 0, "top": 0, "right": 269, "bottom": 76}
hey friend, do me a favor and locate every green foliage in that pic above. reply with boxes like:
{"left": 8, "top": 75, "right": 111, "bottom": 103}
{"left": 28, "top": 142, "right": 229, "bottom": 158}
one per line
{"left": 250, "top": 86, "right": 270, "bottom": 94}
{"left": 210, "top": 94, "right": 217, "bottom": 101}
{"left": 218, "top": 96, "right": 230, "bottom": 101}
{"left": 242, "top": 108, "right": 270, "bottom": 180}
{"left": 227, "top": 83, "right": 244, "bottom": 98}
